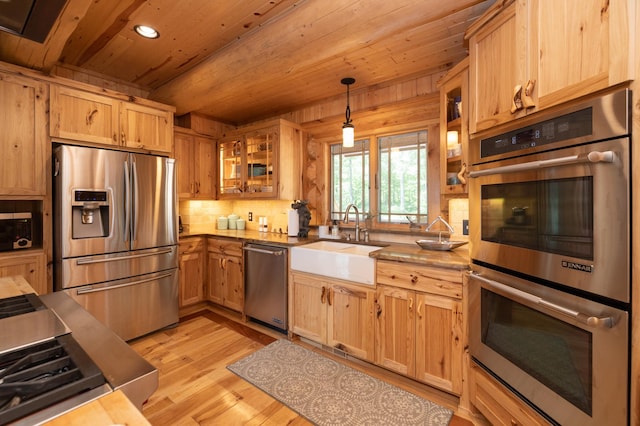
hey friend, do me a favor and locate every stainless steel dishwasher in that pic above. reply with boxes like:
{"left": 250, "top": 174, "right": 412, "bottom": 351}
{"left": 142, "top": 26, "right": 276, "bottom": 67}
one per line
{"left": 243, "top": 243, "right": 288, "bottom": 332}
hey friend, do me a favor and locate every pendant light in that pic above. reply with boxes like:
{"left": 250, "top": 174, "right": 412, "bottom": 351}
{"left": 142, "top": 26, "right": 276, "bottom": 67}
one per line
{"left": 341, "top": 77, "right": 355, "bottom": 147}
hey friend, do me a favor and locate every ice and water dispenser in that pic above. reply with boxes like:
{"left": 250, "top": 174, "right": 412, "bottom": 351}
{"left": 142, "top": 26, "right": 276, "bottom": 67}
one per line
{"left": 71, "top": 190, "right": 110, "bottom": 239}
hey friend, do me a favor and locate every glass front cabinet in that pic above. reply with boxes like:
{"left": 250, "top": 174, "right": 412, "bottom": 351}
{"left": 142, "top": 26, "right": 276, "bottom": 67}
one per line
{"left": 218, "top": 119, "right": 305, "bottom": 200}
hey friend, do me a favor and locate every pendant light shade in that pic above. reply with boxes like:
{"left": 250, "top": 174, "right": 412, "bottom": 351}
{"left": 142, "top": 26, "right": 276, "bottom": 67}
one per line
{"left": 341, "top": 77, "right": 355, "bottom": 147}
{"left": 342, "top": 124, "right": 354, "bottom": 148}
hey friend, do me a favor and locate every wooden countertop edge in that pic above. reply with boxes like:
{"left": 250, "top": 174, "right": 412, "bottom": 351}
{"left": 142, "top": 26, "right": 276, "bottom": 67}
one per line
{"left": 0, "top": 275, "right": 37, "bottom": 298}
{"left": 44, "top": 390, "right": 151, "bottom": 425}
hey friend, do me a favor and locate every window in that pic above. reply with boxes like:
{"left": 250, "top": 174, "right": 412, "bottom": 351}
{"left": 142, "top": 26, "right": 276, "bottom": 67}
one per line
{"left": 378, "top": 131, "right": 428, "bottom": 223}
{"left": 331, "top": 140, "right": 369, "bottom": 220}
{"left": 330, "top": 130, "right": 429, "bottom": 228}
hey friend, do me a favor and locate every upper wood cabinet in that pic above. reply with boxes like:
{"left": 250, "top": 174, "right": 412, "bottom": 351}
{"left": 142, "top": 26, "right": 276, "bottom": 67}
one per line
{"left": 218, "top": 119, "right": 305, "bottom": 200}
{"left": 120, "top": 102, "right": 173, "bottom": 153}
{"left": 174, "top": 127, "right": 216, "bottom": 199}
{"left": 439, "top": 58, "right": 469, "bottom": 195}
{"left": 466, "top": 0, "right": 633, "bottom": 134}
{"left": 0, "top": 72, "right": 48, "bottom": 196}
{"left": 50, "top": 85, "right": 173, "bottom": 153}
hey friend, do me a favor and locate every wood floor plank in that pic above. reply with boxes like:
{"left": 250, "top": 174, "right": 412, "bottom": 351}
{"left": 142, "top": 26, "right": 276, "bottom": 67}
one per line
{"left": 132, "top": 309, "right": 473, "bottom": 425}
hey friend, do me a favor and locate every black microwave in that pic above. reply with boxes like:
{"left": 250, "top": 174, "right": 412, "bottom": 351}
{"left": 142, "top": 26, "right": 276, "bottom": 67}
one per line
{"left": 0, "top": 213, "right": 33, "bottom": 251}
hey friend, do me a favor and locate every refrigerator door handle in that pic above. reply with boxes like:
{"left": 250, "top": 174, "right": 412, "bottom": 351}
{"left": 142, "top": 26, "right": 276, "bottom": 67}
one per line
{"left": 124, "top": 160, "right": 131, "bottom": 243}
{"left": 75, "top": 272, "right": 174, "bottom": 295}
{"left": 132, "top": 159, "right": 139, "bottom": 243}
{"left": 76, "top": 248, "right": 174, "bottom": 265}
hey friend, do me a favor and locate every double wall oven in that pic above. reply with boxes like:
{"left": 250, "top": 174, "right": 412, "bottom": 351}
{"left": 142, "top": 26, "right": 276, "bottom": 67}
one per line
{"left": 468, "top": 89, "right": 631, "bottom": 425}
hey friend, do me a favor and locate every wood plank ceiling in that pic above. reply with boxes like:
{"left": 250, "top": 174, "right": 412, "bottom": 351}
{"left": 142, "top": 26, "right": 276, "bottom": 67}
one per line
{"left": 0, "top": 0, "right": 491, "bottom": 125}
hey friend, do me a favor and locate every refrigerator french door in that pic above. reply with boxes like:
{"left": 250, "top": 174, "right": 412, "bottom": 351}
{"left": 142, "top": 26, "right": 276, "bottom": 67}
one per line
{"left": 54, "top": 144, "right": 178, "bottom": 341}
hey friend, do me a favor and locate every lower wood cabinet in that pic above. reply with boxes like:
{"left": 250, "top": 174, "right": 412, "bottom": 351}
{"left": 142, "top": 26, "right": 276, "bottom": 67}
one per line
{"left": 470, "top": 363, "right": 550, "bottom": 426}
{"left": 291, "top": 271, "right": 375, "bottom": 362}
{"left": 375, "top": 260, "right": 465, "bottom": 395}
{"left": 178, "top": 237, "right": 205, "bottom": 307}
{"left": 206, "top": 237, "right": 243, "bottom": 312}
{"left": 0, "top": 252, "right": 47, "bottom": 295}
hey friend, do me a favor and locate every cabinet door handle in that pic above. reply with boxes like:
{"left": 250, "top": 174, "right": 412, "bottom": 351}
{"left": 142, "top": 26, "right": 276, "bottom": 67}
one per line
{"left": 375, "top": 302, "right": 382, "bottom": 319}
{"left": 86, "top": 109, "right": 98, "bottom": 125}
{"left": 327, "top": 288, "right": 332, "bottom": 306}
{"left": 457, "top": 163, "right": 467, "bottom": 185}
{"left": 408, "top": 297, "right": 413, "bottom": 311}
{"left": 321, "top": 286, "right": 326, "bottom": 304}
{"left": 417, "top": 301, "right": 423, "bottom": 319}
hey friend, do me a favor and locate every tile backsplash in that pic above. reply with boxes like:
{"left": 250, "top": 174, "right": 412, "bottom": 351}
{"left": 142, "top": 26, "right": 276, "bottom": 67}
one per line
{"left": 448, "top": 198, "right": 469, "bottom": 238}
{"left": 180, "top": 199, "right": 297, "bottom": 233}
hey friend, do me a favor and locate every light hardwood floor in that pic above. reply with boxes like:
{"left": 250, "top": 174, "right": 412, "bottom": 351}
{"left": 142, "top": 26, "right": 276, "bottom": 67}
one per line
{"left": 130, "top": 310, "right": 474, "bottom": 425}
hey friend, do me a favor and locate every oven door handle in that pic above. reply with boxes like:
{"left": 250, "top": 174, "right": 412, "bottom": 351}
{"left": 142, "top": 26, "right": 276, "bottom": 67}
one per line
{"left": 471, "top": 272, "right": 615, "bottom": 328}
{"left": 468, "top": 150, "right": 615, "bottom": 177}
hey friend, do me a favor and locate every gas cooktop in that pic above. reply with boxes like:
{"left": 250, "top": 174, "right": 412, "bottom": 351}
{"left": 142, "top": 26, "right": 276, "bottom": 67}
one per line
{"left": 0, "top": 334, "right": 107, "bottom": 425}
{"left": 0, "top": 290, "right": 157, "bottom": 425}
{"left": 0, "top": 293, "right": 109, "bottom": 425}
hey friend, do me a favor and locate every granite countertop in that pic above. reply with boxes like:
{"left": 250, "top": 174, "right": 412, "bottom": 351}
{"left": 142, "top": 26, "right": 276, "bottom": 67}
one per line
{"left": 181, "top": 226, "right": 470, "bottom": 270}
{"left": 180, "top": 227, "right": 317, "bottom": 247}
{"left": 369, "top": 243, "right": 470, "bottom": 270}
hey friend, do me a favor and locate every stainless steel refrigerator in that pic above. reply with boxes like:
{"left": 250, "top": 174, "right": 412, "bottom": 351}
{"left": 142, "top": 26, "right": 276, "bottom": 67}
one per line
{"left": 53, "top": 144, "right": 178, "bottom": 341}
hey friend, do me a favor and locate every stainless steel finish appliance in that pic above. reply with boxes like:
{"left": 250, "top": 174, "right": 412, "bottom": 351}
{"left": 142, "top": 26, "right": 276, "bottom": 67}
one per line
{"left": 243, "top": 243, "right": 287, "bottom": 332}
{"left": 469, "top": 89, "right": 631, "bottom": 304}
{"left": 0, "top": 212, "right": 32, "bottom": 251}
{"left": 468, "top": 89, "right": 631, "bottom": 425}
{"left": 0, "top": 290, "right": 157, "bottom": 425}
{"left": 53, "top": 144, "right": 178, "bottom": 341}
{"left": 468, "top": 266, "right": 628, "bottom": 426}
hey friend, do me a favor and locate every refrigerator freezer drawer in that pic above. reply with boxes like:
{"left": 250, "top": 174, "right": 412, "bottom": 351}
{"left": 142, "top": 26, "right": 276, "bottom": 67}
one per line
{"left": 63, "top": 269, "right": 178, "bottom": 341}
{"left": 57, "top": 246, "right": 178, "bottom": 289}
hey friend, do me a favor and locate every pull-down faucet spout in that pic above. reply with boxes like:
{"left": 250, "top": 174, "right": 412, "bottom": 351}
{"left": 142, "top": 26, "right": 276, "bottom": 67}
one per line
{"left": 343, "top": 204, "right": 360, "bottom": 241}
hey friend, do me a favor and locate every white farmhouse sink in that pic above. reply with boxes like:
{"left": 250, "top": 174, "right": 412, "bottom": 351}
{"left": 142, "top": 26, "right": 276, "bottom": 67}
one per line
{"left": 290, "top": 241, "right": 380, "bottom": 285}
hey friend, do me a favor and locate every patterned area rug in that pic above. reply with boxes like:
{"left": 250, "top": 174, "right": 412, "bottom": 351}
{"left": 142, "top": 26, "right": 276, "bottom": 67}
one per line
{"left": 227, "top": 339, "right": 453, "bottom": 425}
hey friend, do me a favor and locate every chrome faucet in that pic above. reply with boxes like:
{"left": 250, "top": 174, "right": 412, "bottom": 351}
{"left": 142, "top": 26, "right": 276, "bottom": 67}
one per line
{"left": 425, "top": 215, "right": 454, "bottom": 240}
{"left": 343, "top": 204, "right": 360, "bottom": 241}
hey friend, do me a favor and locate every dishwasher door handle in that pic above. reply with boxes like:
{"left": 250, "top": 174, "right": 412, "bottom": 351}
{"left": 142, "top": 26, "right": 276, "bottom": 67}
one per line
{"left": 243, "top": 246, "right": 284, "bottom": 256}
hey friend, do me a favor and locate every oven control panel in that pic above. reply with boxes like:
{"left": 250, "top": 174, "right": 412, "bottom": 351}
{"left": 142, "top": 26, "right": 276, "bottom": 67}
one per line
{"left": 480, "top": 108, "right": 592, "bottom": 159}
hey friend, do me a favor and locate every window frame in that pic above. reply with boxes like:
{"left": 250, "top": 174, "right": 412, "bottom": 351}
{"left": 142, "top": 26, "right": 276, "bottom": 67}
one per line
{"left": 328, "top": 124, "right": 439, "bottom": 232}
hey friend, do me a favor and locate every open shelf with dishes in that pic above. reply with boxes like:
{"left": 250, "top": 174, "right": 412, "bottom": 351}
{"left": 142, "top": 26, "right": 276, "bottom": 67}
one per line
{"left": 439, "top": 58, "right": 468, "bottom": 196}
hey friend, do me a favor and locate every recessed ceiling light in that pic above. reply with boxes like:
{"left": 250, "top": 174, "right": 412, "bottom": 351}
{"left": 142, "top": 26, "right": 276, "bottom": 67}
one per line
{"left": 134, "top": 25, "right": 159, "bottom": 39}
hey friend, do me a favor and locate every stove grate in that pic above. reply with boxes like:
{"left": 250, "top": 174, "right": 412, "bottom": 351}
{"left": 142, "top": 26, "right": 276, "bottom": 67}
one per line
{"left": 0, "top": 294, "right": 45, "bottom": 319}
{"left": 0, "top": 334, "right": 106, "bottom": 425}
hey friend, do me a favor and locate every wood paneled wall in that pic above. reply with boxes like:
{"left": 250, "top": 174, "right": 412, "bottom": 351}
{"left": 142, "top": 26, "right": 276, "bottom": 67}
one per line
{"left": 285, "top": 71, "right": 446, "bottom": 226}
